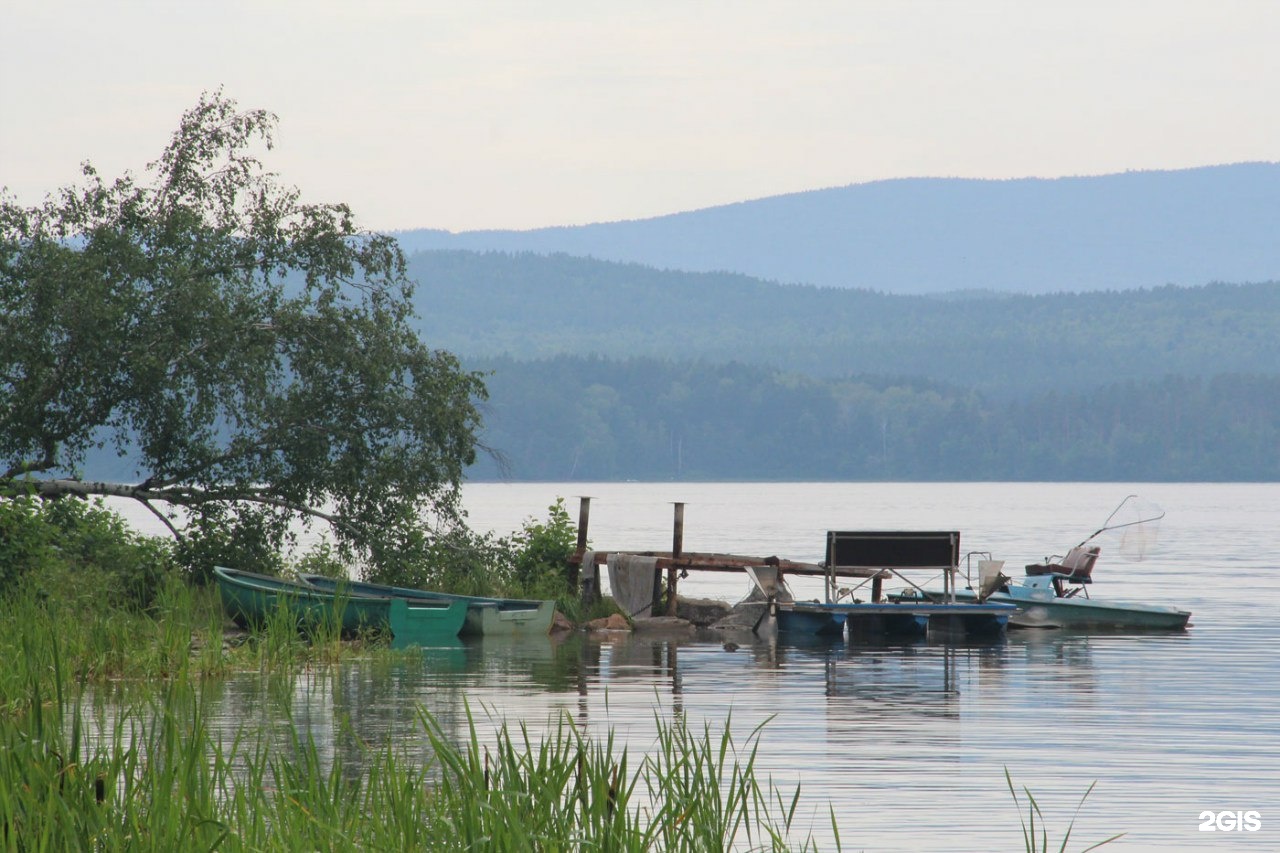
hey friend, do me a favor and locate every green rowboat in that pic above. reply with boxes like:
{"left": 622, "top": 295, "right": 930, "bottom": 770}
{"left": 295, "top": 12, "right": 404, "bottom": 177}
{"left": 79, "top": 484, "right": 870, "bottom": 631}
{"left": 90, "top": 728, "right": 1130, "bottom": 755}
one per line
{"left": 298, "top": 573, "right": 556, "bottom": 637}
{"left": 213, "top": 566, "right": 466, "bottom": 646}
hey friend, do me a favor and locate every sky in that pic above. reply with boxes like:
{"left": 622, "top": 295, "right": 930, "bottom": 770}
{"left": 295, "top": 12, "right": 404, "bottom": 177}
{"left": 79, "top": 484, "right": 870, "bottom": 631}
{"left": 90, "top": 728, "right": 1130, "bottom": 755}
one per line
{"left": 2, "top": 1, "right": 1278, "bottom": 232}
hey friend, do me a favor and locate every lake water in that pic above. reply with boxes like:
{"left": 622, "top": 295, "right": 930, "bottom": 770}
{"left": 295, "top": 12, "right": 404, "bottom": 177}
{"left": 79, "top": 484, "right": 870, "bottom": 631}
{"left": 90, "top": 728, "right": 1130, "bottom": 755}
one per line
{"left": 124, "top": 482, "right": 1280, "bottom": 850}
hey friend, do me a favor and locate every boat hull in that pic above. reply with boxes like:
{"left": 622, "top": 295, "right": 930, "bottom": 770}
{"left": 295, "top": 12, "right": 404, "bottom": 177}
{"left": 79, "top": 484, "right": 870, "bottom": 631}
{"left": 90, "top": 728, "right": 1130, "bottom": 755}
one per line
{"left": 950, "top": 587, "right": 1191, "bottom": 631}
{"left": 214, "top": 567, "right": 466, "bottom": 645}
{"left": 299, "top": 574, "right": 555, "bottom": 636}
{"left": 463, "top": 601, "right": 556, "bottom": 636}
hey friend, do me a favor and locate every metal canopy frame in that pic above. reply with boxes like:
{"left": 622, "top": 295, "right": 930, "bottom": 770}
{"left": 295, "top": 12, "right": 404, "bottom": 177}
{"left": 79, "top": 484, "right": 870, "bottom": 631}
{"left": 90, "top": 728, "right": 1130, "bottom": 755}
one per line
{"left": 824, "top": 530, "right": 961, "bottom": 603}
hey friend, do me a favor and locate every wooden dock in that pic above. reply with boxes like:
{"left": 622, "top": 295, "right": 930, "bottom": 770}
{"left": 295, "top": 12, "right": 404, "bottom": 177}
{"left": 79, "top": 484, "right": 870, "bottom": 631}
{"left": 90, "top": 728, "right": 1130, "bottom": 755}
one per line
{"left": 568, "top": 497, "right": 886, "bottom": 617}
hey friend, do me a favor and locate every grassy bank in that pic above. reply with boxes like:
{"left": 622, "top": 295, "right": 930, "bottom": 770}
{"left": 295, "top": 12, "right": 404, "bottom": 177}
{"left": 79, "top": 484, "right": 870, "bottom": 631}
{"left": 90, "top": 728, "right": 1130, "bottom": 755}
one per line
{"left": 2, "top": 612, "right": 834, "bottom": 851}
{"left": 1, "top": 498, "right": 1118, "bottom": 851}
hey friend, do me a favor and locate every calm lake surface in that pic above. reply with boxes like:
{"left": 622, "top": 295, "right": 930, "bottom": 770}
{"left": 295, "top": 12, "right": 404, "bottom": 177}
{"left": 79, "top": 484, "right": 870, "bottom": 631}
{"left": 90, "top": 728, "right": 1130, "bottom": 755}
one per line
{"left": 130, "top": 482, "right": 1280, "bottom": 850}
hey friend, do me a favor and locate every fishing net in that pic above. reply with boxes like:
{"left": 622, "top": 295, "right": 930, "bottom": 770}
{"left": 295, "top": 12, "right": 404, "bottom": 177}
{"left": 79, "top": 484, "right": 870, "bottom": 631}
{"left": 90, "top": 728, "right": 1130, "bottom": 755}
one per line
{"left": 1094, "top": 495, "right": 1164, "bottom": 562}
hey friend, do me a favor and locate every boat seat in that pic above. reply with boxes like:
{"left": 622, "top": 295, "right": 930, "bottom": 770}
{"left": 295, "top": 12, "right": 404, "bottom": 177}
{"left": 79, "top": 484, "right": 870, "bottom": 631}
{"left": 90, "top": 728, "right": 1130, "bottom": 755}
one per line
{"left": 1025, "top": 545, "right": 1099, "bottom": 583}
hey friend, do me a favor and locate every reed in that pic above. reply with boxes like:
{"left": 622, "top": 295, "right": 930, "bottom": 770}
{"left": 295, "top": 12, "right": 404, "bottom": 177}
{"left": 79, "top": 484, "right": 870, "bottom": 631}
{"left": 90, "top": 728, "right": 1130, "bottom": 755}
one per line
{"left": 0, "top": 646, "right": 838, "bottom": 852}
{"left": 0, "top": 582, "right": 226, "bottom": 714}
{"left": 1005, "top": 767, "right": 1125, "bottom": 853}
{"left": 0, "top": 581, "right": 1111, "bottom": 851}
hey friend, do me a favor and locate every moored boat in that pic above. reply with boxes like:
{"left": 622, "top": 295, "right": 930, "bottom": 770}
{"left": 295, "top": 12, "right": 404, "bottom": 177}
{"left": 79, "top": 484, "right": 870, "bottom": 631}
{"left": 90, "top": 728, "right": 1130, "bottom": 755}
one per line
{"left": 298, "top": 573, "right": 556, "bottom": 636}
{"left": 213, "top": 566, "right": 467, "bottom": 646}
{"left": 955, "top": 579, "right": 1191, "bottom": 630}
{"left": 950, "top": 553, "right": 1191, "bottom": 630}
{"left": 774, "top": 600, "right": 848, "bottom": 636}
{"left": 948, "top": 497, "right": 1192, "bottom": 631}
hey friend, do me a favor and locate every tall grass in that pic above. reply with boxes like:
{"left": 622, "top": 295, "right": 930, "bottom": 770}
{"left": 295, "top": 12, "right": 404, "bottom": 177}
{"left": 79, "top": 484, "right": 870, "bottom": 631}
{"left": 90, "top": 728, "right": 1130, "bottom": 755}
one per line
{"left": 1, "top": 589, "right": 833, "bottom": 850}
{"left": 0, "top": 639, "right": 837, "bottom": 851}
{"left": 0, "top": 579, "right": 221, "bottom": 691}
{"left": 0, "top": 555, "right": 1112, "bottom": 851}
{"left": 415, "top": 705, "right": 833, "bottom": 851}
{"left": 0, "top": 575, "right": 370, "bottom": 718}
{"left": 1005, "top": 767, "right": 1125, "bottom": 853}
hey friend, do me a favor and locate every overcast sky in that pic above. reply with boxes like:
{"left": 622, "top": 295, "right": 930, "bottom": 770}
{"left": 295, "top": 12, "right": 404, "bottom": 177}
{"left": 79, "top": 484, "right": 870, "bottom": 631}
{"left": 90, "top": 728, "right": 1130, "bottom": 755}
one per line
{"left": 3, "top": 1, "right": 1278, "bottom": 232}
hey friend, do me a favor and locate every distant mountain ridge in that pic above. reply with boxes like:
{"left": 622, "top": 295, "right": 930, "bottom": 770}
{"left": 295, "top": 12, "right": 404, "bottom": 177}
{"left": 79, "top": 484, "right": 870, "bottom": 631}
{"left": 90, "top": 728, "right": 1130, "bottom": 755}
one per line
{"left": 393, "top": 163, "right": 1280, "bottom": 294}
{"left": 405, "top": 251, "right": 1280, "bottom": 397}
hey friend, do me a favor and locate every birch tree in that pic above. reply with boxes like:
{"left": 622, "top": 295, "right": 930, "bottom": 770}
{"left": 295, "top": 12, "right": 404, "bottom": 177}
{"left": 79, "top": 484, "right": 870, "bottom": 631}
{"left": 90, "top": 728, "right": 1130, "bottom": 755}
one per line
{"left": 0, "top": 91, "right": 487, "bottom": 577}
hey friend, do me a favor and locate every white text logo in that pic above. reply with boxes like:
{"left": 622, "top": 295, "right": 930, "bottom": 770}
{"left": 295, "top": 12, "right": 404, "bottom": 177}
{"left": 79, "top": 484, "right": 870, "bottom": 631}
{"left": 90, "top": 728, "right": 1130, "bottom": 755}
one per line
{"left": 1198, "top": 811, "right": 1262, "bottom": 832}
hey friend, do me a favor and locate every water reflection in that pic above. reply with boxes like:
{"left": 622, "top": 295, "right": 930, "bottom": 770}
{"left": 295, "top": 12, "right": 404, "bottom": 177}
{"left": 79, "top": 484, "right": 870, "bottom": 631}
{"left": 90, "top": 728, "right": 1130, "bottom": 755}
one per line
{"left": 1006, "top": 630, "right": 1097, "bottom": 687}
{"left": 191, "top": 631, "right": 1061, "bottom": 772}
{"left": 87, "top": 482, "right": 1280, "bottom": 850}
{"left": 81, "top": 620, "right": 1273, "bottom": 852}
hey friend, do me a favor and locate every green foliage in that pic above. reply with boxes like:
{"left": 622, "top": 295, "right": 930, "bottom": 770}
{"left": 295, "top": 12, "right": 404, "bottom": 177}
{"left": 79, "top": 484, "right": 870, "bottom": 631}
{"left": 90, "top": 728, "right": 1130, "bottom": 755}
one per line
{"left": 0, "top": 495, "right": 174, "bottom": 609}
{"left": 1, "top": 90, "right": 487, "bottom": 578}
{"left": 0, "top": 494, "right": 57, "bottom": 590}
{"left": 507, "top": 498, "right": 578, "bottom": 594}
{"left": 291, "top": 539, "right": 347, "bottom": 580}
{"left": 362, "top": 523, "right": 512, "bottom": 596}
{"left": 362, "top": 500, "right": 579, "bottom": 614}
{"left": 173, "top": 504, "right": 287, "bottom": 584}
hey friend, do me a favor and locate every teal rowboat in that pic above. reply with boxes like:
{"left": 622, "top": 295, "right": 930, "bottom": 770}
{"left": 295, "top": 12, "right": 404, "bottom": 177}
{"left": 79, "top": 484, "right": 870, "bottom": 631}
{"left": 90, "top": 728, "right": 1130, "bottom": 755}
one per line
{"left": 213, "top": 566, "right": 466, "bottom": 646}
{"left": 298, "top": 573, "right": 556, "bottom": 637}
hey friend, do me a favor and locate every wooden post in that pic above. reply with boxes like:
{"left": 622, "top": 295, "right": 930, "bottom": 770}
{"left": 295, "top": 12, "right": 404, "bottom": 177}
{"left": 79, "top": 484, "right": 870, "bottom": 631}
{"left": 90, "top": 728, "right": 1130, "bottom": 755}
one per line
{"left": 651, "top": 564, "right": 663, "bottom": 617}
{"left": 575, "top": 496, "right": 591, "bottom": 556}
{"left": 574, "top": 496, "right": 592, "bottom": 602}
{"left": 668, "top": 502, "right": 684, "bottom": 616}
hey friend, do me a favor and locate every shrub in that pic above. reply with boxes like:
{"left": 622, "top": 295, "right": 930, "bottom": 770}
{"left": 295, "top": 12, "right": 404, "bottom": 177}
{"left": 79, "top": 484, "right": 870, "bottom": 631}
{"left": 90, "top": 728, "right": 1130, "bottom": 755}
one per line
{"left": 0, "top": 495, "right": 174, "bottom": 610}
{"left": 291, "top": 540, "right": 347, "bottom": 579}
{"left": 364, "top": 523, "right": 512, "bottom": 594}
{"left": 506, "top": 498, "right": 578, "bottom": 594}
{"left": 0, "top": 495, "right": 58, "bottom": 591}
{"left": 173, "top": 504, "right": 287, "bottom": 584}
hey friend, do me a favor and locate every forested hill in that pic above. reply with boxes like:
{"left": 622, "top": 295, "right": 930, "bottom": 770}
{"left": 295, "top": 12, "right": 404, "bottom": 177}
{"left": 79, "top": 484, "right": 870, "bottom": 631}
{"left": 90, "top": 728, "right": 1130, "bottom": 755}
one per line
{"left": 468, "top": 357, "right": 1280, "bottom": 482}
{"left": 394, "top": 163, "right": 1280, "bottom": 294}
{"left": 406, "top": 250, "right": 1280, "bottom": 399}
{"left": 397, "top": 249, "right": 1280, "bottom": 481}
{"left": 75, "top": 248, "right": 1280, "bottom": 483}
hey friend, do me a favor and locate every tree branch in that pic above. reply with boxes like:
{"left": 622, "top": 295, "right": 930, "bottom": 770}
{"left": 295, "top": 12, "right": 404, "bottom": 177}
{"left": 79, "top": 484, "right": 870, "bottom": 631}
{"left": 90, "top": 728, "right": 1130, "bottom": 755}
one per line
{"left": 138, "top": 497, "right": 182, "bottom": 539}
{"left": 22, "top": 477, "right": 354, "bottom": 534}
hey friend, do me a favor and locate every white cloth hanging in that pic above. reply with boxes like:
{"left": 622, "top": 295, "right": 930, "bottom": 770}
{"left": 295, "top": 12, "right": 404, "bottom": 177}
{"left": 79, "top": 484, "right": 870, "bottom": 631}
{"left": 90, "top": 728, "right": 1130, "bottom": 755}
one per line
{"left": 607, "top": 553, "right": 659, "bottom": 618}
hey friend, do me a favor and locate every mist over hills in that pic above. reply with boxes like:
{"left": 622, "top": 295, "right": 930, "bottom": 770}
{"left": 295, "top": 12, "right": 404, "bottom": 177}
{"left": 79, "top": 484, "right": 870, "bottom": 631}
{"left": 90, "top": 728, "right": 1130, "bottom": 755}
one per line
{"left": 394, "top": 163, "right": 1280, "bottom": 295}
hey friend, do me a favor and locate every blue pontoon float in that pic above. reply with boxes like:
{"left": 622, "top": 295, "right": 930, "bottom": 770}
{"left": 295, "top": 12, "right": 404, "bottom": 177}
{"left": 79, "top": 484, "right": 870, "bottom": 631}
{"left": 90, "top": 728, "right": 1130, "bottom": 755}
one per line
{"left": 750, "top": 530, "right": 1015, "bottom": 640}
